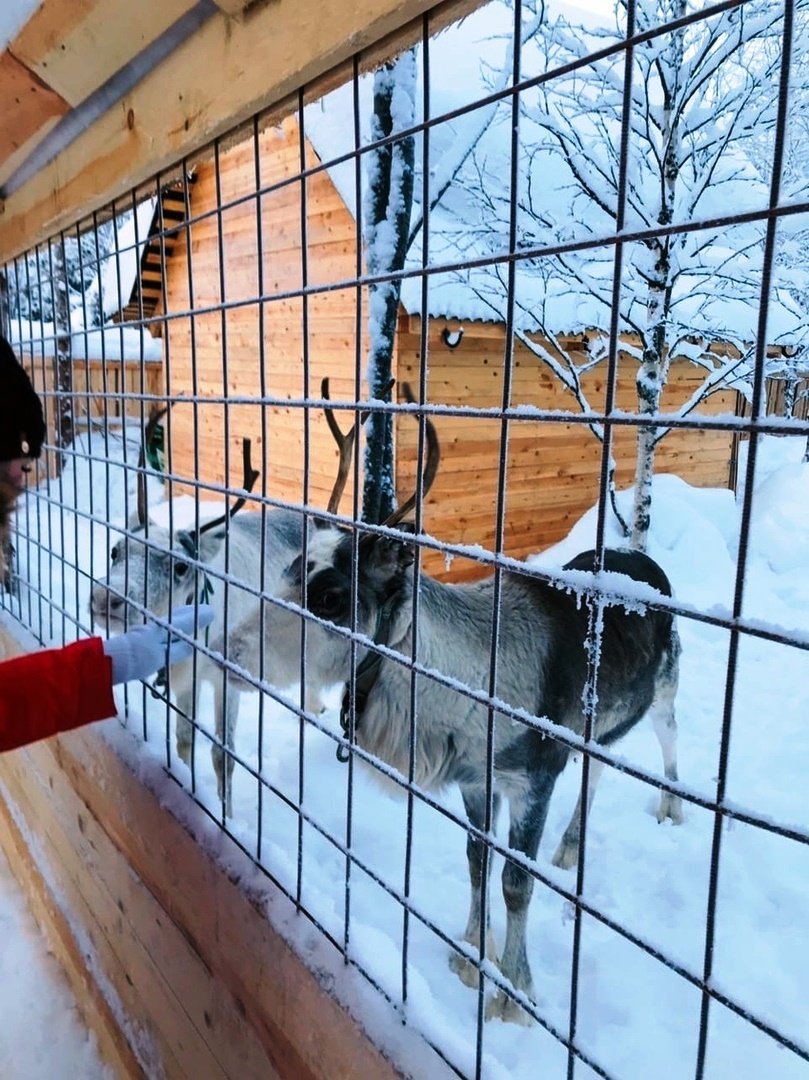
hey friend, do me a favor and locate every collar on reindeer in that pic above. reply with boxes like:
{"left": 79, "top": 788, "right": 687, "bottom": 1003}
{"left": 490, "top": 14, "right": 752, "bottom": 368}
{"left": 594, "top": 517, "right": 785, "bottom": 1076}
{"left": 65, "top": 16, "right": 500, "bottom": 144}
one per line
{"left": 176, "top": 531, "right": 216, "bottom": 610}
{"left": 337, "top": 596, "right": 398, "bottom": 763}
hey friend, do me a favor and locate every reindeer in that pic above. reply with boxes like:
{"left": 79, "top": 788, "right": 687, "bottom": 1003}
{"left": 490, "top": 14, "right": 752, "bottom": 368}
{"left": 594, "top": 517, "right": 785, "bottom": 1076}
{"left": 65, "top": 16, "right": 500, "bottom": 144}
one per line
{"left": 89, "top": 388, "right": 370, "bottom": 815}
{"left": 224, "top": 404, "right": 683, "bottom": 1023}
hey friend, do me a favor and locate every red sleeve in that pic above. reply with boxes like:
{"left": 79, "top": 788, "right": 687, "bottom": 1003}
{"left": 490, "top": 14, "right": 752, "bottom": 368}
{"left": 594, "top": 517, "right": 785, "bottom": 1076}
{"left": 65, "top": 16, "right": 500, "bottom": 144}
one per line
{"left": 0, "top": 637, "right": 117, "bottom": 753}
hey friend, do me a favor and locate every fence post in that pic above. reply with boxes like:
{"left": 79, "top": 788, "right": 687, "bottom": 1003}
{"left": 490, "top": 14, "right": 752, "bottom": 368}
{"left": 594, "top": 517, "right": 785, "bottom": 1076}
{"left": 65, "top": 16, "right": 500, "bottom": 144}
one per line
{"left": 52, "top": 236, "right": 74, "bottom": 476}
{"left": 0, "top": 272, "right": 9, "bottom": 339}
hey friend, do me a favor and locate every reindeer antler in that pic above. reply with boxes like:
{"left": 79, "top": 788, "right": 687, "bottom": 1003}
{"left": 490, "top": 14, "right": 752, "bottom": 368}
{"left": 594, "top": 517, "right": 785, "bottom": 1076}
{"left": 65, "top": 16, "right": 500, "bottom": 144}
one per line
{"left": 378, "top": 382, "right": 440, "bottom": 530}
{"left": 322, "top": 376, "right": 395, "bottom": 515}
{"left": 197, "top": 438, "right": 260, "bottom": 537}
{"left": 137, "top": 404, "right": 170, "bottom": 526}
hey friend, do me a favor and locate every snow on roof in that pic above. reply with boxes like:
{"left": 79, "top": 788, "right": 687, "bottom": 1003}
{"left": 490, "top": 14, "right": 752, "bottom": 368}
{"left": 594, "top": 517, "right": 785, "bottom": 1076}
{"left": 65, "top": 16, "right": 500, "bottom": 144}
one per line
{"left": 303, "top": 0, "right": 618, "bottom": 330}
{"left": 93, "top": 199, "right": 157, "bottom": 320}
{"left": 303, "top": 1, "right": 806, "bottom": 348}
{"left": 8, "top": 319, "right": 162, "bottom": 362}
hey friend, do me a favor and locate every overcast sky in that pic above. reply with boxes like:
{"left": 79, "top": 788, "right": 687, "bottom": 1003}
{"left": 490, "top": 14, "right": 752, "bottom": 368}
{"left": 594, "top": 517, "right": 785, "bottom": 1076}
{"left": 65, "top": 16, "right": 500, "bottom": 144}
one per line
{"left": 0, "top": 0, "right": 39, "bottom": 51}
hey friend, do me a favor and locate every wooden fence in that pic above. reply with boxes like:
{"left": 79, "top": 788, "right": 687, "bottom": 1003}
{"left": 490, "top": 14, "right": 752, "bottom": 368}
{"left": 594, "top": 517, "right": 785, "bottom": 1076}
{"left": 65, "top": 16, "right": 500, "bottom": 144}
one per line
{"left": 22, "top": 355, "right": 164, "bottom": 428}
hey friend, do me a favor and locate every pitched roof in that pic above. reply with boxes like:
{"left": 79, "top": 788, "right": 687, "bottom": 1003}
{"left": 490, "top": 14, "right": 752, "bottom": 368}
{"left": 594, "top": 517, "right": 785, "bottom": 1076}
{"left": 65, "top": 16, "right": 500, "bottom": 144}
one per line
{"left": 303, "top": 1, "right": 807, "bottom": 350}
{"left": 96, "top": 182, "right": 191, "bottom": 330}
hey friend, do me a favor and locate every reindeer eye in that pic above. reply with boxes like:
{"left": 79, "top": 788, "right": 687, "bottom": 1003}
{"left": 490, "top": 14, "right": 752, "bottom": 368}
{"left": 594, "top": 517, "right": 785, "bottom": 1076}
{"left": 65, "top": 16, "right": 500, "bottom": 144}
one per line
{"left": 174, "top": 561, "right": 190, "bottom": 579}
{"left": 111, "top": 544, "right": 120, "bottom": 562}
{"left": 315, "top": 587, "right": 344, "bottom": 619}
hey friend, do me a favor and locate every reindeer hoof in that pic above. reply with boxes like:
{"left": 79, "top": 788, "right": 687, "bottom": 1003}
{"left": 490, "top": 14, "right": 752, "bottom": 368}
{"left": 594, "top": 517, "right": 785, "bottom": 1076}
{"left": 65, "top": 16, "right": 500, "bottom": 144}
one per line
{"left": 656, "top": 792, "right": 684, "bottom": 825}
{"left": 450, "top": 929, "right": 497, "bottom": 989}
{"left": 449, "top": 952, "right": 483, "bottom": 989}
{"left": 551, "top": 837, "right": 579, "bottom": 870}
{"left": 217, "top": 789, "right": 233, "bottom": 820}
{"left": 485, "top": 991, "right": 536, "bottom": 1026}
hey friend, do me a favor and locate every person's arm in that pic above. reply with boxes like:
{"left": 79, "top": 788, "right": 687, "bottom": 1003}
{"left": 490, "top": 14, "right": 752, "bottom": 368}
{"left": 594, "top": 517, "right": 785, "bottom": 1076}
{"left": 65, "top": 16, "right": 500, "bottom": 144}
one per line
{"left": 0, "top": 637, "right": 116, "bottom": 752}
{"left": 0, "top": 604, "right": 214, "bottom": 753}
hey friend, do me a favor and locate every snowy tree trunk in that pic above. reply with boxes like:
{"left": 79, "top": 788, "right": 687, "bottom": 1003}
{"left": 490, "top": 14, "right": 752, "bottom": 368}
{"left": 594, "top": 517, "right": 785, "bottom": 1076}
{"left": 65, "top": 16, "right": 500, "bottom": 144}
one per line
{"left": 52, "top": 239, "right": 73, "bottom": 477}
{"left": 630, "top": 1, "right": 684, "bottom": 550}
{"left": 362, "top": 50, "right": 416, "bottom": 524}
{"left": 632, "top": 301, "right": 666, "bottom": 549}
{"left": 782, "top": 367, "right": 797, "bottom": 419}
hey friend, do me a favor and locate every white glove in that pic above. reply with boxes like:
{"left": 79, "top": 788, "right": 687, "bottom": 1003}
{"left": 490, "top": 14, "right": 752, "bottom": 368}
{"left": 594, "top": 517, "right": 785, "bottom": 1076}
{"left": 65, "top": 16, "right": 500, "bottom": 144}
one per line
{"left": 102, "top": 604, "right": 215, "bottom": 685}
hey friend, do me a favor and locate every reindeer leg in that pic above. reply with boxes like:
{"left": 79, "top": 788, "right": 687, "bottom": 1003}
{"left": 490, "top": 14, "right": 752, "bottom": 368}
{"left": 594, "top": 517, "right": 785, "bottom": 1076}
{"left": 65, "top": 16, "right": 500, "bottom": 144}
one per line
{"left": 223, "top": 613, "right": 262, "bottom": 692}
{"left": 651, "top": 697, "right": 682, "bottom": 825}
{"left": 487, "top": 736, "right": 567, "bottom": 1026}
{"left": 450, "top": 786, "right": 501, "bottom": 990}
{"left": 651, "top": 638, "right": 682, "bottom": 825}
{"left": 552, "top": 754, "right": 605, "bottom": 870}
{"left": 213, "top": 672, "right": 239, "bottom": 818}
{"left": 173, "top": 661, "right": 195, "bottom": 769}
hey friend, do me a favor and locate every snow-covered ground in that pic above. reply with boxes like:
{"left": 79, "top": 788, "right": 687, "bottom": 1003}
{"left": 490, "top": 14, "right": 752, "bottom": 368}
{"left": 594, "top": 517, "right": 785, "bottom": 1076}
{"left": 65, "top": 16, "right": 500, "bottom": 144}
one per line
{"left": 3, "top": 427, "right": 808, "bottom": 1079}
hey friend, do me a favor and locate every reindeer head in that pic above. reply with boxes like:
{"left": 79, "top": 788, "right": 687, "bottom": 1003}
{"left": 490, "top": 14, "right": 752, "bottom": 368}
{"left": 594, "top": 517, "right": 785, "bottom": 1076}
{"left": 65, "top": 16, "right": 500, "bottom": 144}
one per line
{"left": 89, "top": 520, "right": 227, "bottom": 632}
{"left": 224, "top": 382, "right": 439, "bottom": 712}
{"left": 90, "top": 407, "right": 258, "bottom": 634}
{"left": 279, "top": 392, "right": 439, "bottom": 649}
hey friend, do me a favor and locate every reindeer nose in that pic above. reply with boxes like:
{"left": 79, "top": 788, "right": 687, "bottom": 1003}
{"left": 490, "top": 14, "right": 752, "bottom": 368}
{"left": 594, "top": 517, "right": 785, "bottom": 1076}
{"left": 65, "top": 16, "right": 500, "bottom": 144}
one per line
{"left": 90, "top": 588, "right": 124, "bottom": 620}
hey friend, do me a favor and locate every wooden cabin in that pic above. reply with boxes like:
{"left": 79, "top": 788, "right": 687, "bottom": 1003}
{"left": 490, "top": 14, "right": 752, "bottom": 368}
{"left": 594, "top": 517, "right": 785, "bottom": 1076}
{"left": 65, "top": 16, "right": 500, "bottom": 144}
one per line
{"left": 140, "top": 114, "right": 738, "bottom": 580}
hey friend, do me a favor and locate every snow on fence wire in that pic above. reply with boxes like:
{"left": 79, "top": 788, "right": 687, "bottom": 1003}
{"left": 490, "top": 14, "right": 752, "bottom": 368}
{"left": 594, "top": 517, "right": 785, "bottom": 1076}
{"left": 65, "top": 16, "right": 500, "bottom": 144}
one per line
{"left": 2, "top": 1, "right": 809, "bottom": 1077}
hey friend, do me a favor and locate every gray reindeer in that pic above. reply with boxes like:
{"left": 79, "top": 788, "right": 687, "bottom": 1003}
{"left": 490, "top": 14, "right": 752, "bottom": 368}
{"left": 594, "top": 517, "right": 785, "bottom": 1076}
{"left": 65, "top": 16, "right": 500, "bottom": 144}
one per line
{"left": 89, "top": 391, "right": 358, "bottom": 814}
{"left": 225, "top": 411, "right": 682, "bottom": 1023}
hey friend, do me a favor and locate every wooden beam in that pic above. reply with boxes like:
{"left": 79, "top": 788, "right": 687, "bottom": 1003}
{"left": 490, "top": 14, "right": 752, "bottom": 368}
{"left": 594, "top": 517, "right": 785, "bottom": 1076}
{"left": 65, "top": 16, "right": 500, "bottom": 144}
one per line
{"left": 210, "top": 0, "right": 255, "bottom": 16}
{"left": 0, "top": 0, "right": 485, "bottom": 261}
{"left": 0, "top": 721, "right": 424, "bottom": 1077}
{"left": 0, "top": 51, "right": 69, "bottom": 165}
{"left": 0, "top": 115, "right": 66, "bottom": 191}
{"left": 9, "top": 0, "right": 202, "bottom": 107}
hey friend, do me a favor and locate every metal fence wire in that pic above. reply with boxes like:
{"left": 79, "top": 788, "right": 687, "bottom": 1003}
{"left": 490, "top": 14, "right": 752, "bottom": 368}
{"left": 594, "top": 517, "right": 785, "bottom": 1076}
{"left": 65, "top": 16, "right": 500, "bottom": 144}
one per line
{"left": 2, "top": 1, "right": 808, "bottom": 1077}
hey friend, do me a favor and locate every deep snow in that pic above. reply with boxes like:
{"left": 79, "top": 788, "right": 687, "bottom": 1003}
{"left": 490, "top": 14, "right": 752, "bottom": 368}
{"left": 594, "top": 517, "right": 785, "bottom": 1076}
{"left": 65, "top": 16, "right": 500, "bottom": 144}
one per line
{"left": 2, "top": 426, "right": 807, "bottom": 1078}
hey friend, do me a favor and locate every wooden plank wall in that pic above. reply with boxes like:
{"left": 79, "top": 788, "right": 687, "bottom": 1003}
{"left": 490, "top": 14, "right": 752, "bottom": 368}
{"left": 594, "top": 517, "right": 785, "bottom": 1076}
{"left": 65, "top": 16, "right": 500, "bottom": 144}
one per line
{"left": 396, "top": 318, "right": 737, "bottom": 581}
{"left": 162, "top": 117, "right": 737, "bottom": 578}
{"left": 0, "top": 629, "right": 411, "bottom": 1080}
{"left": 165, "top": 117, "right": 367, "bottom": 513}
{"left": 18, "top": 356, "right": 164, "bottom": 480}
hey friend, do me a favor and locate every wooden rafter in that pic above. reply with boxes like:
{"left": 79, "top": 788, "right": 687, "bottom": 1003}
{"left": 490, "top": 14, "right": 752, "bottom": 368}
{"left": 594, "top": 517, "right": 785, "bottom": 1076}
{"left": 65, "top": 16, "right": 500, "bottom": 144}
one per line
{"left": 8, "top": 0, "right": 202, "bottom": 107}
{"left": 0, "top": 51, "right": 69, "bottom": 185}
{"left": 0, "top": 0, "right": 485, "bottom": 263}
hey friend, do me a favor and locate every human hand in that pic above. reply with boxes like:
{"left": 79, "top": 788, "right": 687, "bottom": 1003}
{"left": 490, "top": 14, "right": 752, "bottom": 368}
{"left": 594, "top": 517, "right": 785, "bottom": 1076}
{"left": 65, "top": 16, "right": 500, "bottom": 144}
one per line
{"left": 102, "top": 604, "right": 215, "bottom": 685}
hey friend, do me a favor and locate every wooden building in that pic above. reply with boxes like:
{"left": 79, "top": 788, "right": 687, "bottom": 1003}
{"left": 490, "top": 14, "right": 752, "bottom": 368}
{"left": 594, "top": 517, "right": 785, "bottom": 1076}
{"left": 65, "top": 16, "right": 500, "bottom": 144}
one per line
{"left": 146, "top": 115, "right": 738, "bottom": 580}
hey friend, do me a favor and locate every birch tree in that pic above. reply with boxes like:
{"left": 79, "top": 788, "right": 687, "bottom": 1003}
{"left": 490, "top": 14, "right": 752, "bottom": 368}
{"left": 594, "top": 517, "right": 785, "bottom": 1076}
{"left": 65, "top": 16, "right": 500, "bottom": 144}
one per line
{"left": 445, "top": 0, "right": 807, "bottom": 548}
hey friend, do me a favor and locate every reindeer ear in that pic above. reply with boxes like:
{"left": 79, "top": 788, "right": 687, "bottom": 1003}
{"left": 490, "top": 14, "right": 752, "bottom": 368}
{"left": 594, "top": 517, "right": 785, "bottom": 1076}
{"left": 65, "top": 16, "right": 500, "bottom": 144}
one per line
{"left": 178, "top": 526, "right": 226, "bottom": 563}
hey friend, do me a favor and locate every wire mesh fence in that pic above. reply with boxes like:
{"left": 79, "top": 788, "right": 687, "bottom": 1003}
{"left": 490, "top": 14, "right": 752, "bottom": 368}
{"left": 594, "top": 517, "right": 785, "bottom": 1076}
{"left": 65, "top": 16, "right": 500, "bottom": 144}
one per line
{"left": 2, "top": 1, "right": 808, "bottom": 1076}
